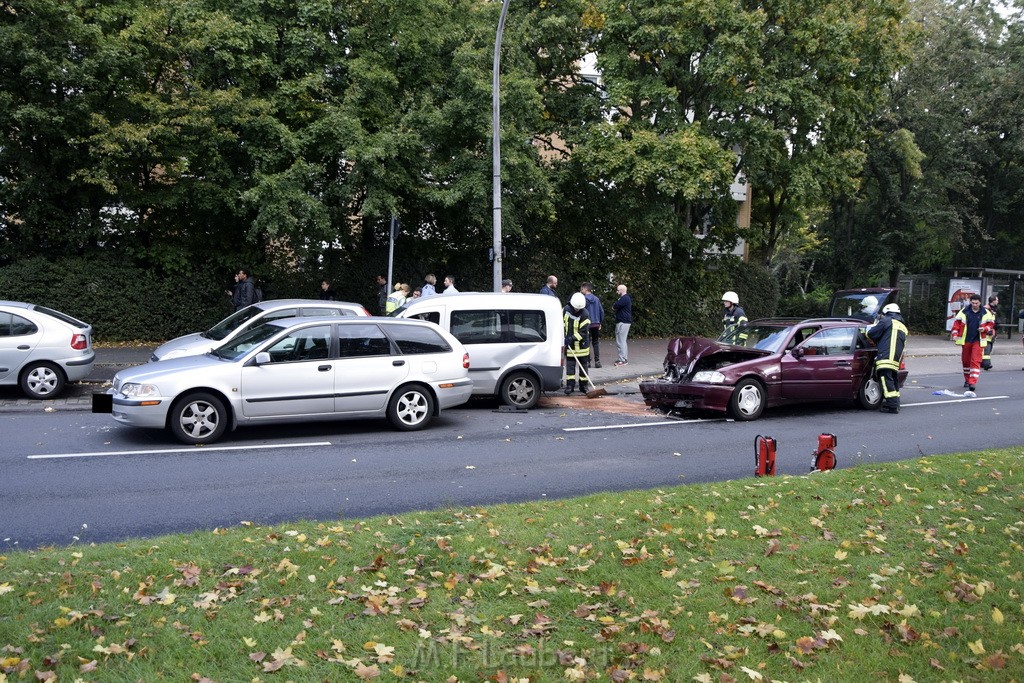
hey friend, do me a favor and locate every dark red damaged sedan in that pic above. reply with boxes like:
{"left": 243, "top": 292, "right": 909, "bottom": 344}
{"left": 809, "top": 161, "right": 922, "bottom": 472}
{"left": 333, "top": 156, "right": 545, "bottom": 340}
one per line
{"left": 639, "top": 318, "right": 908, "bottom": 421}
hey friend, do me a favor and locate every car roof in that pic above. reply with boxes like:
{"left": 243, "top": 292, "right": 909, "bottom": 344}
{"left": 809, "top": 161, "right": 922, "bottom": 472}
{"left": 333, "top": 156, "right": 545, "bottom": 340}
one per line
{"left": 407, "top": 292, "right": 559, "bottom": 302}
{"left": 831, "top": 287, "right": 897, "bottom": 295}
{"left": 748, "top": 317, "right": 865, "bottom": 327}
{"left": 0, "top": 301, "right": 34, "bottom": 310}
{"left": 256, "top": 298, "right": 364, "bottom": 308}
{"left": 264, "top": 316, "right": 438, "bottom": 329}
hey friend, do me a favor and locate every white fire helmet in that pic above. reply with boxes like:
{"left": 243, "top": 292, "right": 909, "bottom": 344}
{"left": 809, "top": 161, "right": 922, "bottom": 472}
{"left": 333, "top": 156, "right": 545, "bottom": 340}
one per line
{"left": 721, "top": 291, "right": 739, "bottom": 305}
{"left": 882, "top": 303, "right": 900, "bottom": 315}
{"left": 570, "top": 292, "right": 586, "bottom": 310}
{"left": 861, "top": 295, "right": 878, "bottom": 312}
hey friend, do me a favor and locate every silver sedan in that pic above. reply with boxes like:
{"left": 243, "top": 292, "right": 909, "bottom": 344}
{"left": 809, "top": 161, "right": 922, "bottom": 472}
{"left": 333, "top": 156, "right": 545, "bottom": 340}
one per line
{"left": 96, "top": 317, "right": 473, "bottom": 444}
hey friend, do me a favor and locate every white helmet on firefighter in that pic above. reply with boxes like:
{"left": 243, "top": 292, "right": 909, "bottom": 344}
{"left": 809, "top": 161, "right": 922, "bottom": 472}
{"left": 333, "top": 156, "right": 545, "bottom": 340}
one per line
{"left": 861, "top": 295, "right": 878, "bottom": 313}
{"left": 570, "top": 292, "right": 586, "bottom": 310}
{"left": 721, "top": 291, "right": 739, "bottom": 305}
{"left": 881, "top": 303, "right": 900, "bottom": 315}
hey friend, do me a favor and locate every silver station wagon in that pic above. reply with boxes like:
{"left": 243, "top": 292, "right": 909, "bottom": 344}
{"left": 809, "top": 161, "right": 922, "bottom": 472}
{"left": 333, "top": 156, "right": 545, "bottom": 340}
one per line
{"left": 151, "top": 299, "right": 370, "bottom": 361}
{"left": 96, "top": 318, "right": 473, "bottom": 444}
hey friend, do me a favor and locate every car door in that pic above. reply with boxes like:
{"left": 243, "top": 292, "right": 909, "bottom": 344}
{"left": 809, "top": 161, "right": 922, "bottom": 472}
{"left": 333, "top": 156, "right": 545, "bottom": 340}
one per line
{"left": 240, "top": 324, "right": 335, "bottom": 418}
{"left": 780, "top": 327, "right": 856, "bottom": 400}
{"left": 333, "top": 323, "right": 410, "bottom": 414}
{"left": 0, "top": 311, "right": 42, "bottom": 383}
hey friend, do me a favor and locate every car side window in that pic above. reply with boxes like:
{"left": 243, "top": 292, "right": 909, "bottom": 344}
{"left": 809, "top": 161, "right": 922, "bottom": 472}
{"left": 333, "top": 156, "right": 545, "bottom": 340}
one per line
{"left": 385, "top": 325, "right": 453, "bottom": 355}
{"left": 410, "top": 311, "right": 441, "bottom": 325}
{"left": 451, "top": 311, "right": 501, "bottom": 344}
{"left": 0, "top": 312, "right": 38, "bottom": 336}
{"left": 264, "top": 325, "right": 332, "bottom": 363}
{"left": 337, "top": 324, "right": 392, "bottom": 358}
{"left": 506, "top": 310, "right": 546, "bottom": 343}
{"left": 802, "top": 328, "right": 855, "bottom": 356}
{"left": 303, "top": 307, "right": 349, "bottom": 318}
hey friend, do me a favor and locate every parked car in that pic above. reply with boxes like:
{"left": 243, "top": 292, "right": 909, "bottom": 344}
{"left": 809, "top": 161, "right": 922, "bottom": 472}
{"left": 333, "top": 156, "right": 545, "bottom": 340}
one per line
{"left": 395, "top": 293, "right": 565, "bottom": 409}
{"left": 827, "top": 287, "right": 898, "bottom": 322}
{"left": 151, "top": 299, "right": 370, "bottom": 361}
{"left": 96, "top": 317, "right": 473, "bottom": 444}
{"left": 640, "top": 318, "right": 908, "bottom": 420}
{"left": 0, "top": 301, "right": 95, "bottom": 399}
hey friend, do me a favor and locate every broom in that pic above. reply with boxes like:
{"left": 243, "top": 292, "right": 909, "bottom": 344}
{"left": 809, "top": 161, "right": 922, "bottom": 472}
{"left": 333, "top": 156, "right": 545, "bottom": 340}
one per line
{"left": 575, "top": 361, "right": 608, "bottom": 398}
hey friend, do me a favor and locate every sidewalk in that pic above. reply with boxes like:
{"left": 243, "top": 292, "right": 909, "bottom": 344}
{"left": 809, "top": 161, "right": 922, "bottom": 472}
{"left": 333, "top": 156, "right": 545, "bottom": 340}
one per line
{"left": 0, "top": 335, "right": 1015, "bottom": 413}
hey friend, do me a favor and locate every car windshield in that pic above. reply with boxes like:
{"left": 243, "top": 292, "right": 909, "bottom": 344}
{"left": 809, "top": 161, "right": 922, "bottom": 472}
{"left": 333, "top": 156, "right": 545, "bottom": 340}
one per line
{"left": 720, "top": 324, "right": 791, "bottom": 353}
{"left": 205, "top": 305, "right": 263, "bottom": 341}
{"left": 210, "top": 323, "right": 283, "bottom": 360}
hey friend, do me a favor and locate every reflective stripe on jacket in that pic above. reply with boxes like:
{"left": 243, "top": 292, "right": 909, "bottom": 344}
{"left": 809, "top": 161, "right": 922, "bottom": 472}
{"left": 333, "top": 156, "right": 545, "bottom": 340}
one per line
{"left": 868, "top": 313, "right": 907, "bottom": 371}
{"left": 563, "top": 307, "right": 592, "bottom": 358}
{"left": 952, "top": 307, "right": 995, "bottom": 347}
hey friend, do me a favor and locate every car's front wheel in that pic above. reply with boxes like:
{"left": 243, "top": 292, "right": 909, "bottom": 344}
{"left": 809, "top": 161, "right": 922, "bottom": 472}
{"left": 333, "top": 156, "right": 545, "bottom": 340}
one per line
{"left": 728, "top": 378, "right": 766, "bottom": 421}
{"left": 20, "top": 361, "right": 66, "bottom": 399}
{"left": 387, "top": 384, "right": 434, "bottom": 431}
{"left": 500, "top": 371, "right": 540, "bottom": 409}
{"left": 170, "top": 392, "right": 228, "bottom": 445}
{"left": 857, "top": 376, "right": 882, "bottom": 409}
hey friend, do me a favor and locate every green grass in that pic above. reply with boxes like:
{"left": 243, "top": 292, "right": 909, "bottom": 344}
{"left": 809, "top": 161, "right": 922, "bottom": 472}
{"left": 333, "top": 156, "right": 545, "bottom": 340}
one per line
{"left": 2, "top": 449, "right": 1023, "bottom": 682}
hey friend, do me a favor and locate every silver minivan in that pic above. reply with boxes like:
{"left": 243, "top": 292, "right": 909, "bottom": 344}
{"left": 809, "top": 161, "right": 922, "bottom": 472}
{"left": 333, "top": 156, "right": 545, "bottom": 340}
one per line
{"left": 396, "top": 292, "right": 564, "bottom": 409}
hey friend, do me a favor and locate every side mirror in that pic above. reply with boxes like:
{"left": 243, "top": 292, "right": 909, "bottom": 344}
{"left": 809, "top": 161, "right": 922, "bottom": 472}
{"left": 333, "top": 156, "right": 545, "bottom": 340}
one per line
{"left": 791, "top": 347, "right": 804, "bottom": 359}
{"left": 255, "top": 351, "right": 272, "bottom": 365}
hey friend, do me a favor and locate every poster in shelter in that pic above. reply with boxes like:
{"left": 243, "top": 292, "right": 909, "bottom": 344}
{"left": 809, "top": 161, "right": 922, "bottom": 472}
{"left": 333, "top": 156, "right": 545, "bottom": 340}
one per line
{"left": 946, "top": 278, "right": 982, "bottom": 331}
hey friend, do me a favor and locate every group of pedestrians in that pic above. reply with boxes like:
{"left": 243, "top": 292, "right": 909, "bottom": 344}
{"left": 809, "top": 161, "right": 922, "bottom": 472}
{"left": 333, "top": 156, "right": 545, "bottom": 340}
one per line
{"left": 375, "top": 274, "right": 459, "bottom": 314}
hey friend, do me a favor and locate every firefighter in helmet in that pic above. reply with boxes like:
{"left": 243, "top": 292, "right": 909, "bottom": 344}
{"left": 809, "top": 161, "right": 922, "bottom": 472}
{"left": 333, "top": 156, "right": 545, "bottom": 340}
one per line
{"left": 563, "top": 292, "right": 592, "bottom": 394}
{"left": 721, "top": 291, "right": 748, "bottom": 344}
{"left": 867, "top": 303, "right": 908, "bottom": 414}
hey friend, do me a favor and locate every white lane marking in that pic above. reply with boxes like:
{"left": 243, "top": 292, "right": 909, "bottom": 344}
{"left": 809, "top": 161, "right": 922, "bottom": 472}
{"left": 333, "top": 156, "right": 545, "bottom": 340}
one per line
{"left": 564, "top": 418, "right": 719, "bottom": 432}
{"left": 27, "top": 442, "right": 333, "bottom": 460}
{"left": 904, "top": 396, "right": 1009, "bottom": 407}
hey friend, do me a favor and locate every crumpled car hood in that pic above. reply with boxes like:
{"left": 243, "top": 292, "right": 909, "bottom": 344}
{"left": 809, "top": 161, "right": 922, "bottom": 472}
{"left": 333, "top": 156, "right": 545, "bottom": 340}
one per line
{"left": 665, "top": 336, "right": 771, "bottom": 376}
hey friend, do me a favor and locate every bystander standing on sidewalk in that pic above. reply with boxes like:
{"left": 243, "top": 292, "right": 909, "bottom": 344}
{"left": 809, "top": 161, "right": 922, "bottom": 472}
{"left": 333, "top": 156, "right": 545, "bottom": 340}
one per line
{"left": 613, "top": 284, "right": 632, "bottom": 366}
{"left": 581, "top": 282, "right": 604, "bottom": 367}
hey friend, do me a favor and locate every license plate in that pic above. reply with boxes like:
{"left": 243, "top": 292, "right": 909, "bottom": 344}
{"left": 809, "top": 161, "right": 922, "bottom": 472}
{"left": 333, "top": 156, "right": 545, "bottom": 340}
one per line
{"left": 92, "top": 393, "right": 113, "bottom": 413}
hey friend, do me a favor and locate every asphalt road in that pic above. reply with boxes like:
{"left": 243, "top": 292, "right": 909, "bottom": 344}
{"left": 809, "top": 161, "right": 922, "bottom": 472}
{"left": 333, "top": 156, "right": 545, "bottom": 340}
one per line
{"left": 1, "top": 357, "right": 1019, "bottom": 550}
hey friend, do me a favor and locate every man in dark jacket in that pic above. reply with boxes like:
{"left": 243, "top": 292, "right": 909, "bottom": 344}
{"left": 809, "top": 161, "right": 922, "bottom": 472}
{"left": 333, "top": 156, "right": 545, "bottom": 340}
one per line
{"left": 233, "top": 269, "right": 257, "bottom": 311}
{"left": 867, "top": 303, "right": 908, "bottom": 414}
{"left": 580, "top": 282, "right": 604, "bottom": 367}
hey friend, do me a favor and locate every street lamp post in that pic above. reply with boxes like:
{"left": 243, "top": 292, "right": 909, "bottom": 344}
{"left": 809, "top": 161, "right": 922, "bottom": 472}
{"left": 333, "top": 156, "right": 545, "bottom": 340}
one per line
{"left": 491, "top": 0, "right": 511, "bottom": 293}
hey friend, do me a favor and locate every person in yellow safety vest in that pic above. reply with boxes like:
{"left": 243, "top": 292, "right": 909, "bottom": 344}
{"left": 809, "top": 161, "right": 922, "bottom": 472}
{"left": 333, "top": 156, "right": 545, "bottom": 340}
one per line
{"left": 951, "top": 294, "right": 995, "bottom": 392}
{"left": 385, "top": 283, "right": 409, "bottom": 314}
{"left": 563, "top": 292, "right": 592, "bottom": 395}
{"left": 981, "top": 294, "right": 999, "bottom": 370}
{"left": 721, "top": 291, "right": 749, "bottom": 344}
{"left": 867, "top": 303, "right": 908, "bottom": 414}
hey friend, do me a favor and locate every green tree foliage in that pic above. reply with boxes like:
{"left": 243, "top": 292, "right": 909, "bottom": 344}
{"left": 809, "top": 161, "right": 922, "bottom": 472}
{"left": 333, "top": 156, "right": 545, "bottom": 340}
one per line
{"left": 10, "top": 0, "right": 1009, "bottom": 341}
{"left": 815, "top": 0, "right": 1022, "bottom": 291}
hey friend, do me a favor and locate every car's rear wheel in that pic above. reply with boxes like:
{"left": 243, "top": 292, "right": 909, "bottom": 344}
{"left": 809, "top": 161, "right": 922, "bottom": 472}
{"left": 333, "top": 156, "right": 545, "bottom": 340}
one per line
{"left": 728, "top": 378, "right": 766, "bottom": 421}
{"left": 500, "top": 371, "right": 539, "bottom": 409}
{"left": 388, "top": 384, "right": 434, "bottom": 431}
{"left": 20, "top": 361, "right": 66, "bottom": 399}
{"left": 858, "top": 376, "right": 882, "bottom": 409}
{"left": 170, "top": 392, "right": 228, "bottom": 445}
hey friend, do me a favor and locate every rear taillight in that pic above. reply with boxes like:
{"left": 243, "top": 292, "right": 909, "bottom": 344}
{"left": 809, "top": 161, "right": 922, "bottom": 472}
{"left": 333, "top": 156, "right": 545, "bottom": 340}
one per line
{"left": 463, "top": 352, "right": 470, "bottom": 369}
{"left": 71, "top": 333, "right": 88, "bottom": 350}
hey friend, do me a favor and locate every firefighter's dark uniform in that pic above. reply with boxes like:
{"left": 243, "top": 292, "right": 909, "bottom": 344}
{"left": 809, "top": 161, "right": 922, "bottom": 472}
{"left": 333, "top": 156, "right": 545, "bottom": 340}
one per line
{"left": 722, "top": 304, "right": 749, "bottom": 344}
{"left": 563, "top": 306, "right": 591, "bottom": 394}
{"left": 867, "top": 311, "right": 908, "bottom": 413}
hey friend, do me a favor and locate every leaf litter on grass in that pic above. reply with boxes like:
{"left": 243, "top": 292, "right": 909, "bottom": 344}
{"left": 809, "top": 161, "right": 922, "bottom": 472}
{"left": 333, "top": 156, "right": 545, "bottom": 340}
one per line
{"left": 0, "top": 449, "right": 1022, "bottom": 681}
